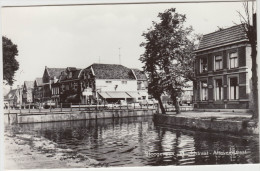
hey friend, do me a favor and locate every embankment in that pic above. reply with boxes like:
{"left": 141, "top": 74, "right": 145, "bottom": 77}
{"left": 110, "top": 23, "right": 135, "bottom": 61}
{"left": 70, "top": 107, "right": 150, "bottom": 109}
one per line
{"left": 5, "top": 109, "right": 155, "bottom": 124}
{"left": 153, "top": 113, "right": 259, "bottom": 135}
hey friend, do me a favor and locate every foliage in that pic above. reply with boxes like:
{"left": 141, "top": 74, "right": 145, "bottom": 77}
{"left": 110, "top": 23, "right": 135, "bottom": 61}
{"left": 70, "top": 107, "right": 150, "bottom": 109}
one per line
{"left": 140, "top": 8, "right": 196, "bottom": 114}
{"left": 2, "top": 36, "right": 19, "bottom": 85}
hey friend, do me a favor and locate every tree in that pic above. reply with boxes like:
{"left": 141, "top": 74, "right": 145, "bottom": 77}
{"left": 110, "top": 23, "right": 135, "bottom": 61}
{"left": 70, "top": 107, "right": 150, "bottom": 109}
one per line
{"left": 2, "top": 36, "right": 19, "bottom": 86}
{"left": 140, "top": 8, "right": 196, "bottom": 114}
{"left": 237, "top": 2, "right": 258, "bottom": 119}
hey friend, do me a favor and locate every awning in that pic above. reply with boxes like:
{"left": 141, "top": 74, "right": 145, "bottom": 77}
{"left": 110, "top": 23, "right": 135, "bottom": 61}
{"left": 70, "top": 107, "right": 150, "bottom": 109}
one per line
{"left": 126, "top": 92, "right": 141, "bottom": 98}
{"left": 106, "top": 92, "right": 132, "bottom": 99}
{"left": 98, "top": 92, "right": 111, "bottom": 99}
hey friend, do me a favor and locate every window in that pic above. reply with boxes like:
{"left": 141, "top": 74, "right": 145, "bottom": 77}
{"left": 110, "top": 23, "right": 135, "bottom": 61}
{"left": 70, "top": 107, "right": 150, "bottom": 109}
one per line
{"left": 201, "top": 80, "right": 208, "bottom": 101}
{"left": 69, "top": 72, "right": 73, "bottom": 78}
{"left": 230, "top": 77, "right": 238, "bottom": 100}
{"left": 215, "top": 79, "right": 223, "bottom": 100}
{"left": 106, "top": 81, "right": 112, "bottom": 83}
{"left": 200, "top": 58, "right": 208, "bottom": 73}
{"left": 122, "top": 81, "right": 127, "bottom": 84}
{"left": 215, "top": 55, "right": 223, "bottom": 70}
{"left": 74, "top": 82, "right": 78, "bottom": 89}
{"left": 229, "top": 52, "right": 238, "bottom": 68}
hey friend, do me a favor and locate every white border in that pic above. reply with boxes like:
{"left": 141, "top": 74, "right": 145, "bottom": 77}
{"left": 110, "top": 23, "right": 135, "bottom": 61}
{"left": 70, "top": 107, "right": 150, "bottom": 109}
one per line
{"left": 0, "top": 1, "right": 259, "bottom": 171}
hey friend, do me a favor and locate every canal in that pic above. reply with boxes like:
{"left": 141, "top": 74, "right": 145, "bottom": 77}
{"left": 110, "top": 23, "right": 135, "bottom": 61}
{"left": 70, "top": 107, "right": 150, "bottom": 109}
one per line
{"left": 14, "top": 116, "right": 259, "bottom": 166}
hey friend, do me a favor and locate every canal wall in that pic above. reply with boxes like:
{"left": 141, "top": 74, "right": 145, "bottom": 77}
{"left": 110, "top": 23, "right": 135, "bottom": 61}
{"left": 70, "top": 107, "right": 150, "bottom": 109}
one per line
{"left": 5, "top": 109, "right": 155, "bottom": 124}
{"left": 153, "top": 114, "right": 259, "bottom": 135}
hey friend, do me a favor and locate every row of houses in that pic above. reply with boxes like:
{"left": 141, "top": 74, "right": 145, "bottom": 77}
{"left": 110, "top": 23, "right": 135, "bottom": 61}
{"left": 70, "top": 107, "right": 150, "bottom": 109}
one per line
{"left": 4, "top": 24, "right": 255, "bottom": 111}
{"left": 5, "top": 63, "right": 149, "bottom": 107}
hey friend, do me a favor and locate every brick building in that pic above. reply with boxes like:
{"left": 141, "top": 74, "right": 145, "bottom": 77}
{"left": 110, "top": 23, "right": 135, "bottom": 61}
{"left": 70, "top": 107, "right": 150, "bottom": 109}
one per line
{"left": 33, "top": 78, "right": 43, "bottom": 103}
{"left": 59, "top": 67, "right": 82, "bottom": 104}
{"left": 22, "top": 81, "right": 34, "bottom": 104}
{"left": 42, "top": 66, "right": 66, "bottom": 102}
{"left": 193, "top": 24, "right": 253, "bottom": 109}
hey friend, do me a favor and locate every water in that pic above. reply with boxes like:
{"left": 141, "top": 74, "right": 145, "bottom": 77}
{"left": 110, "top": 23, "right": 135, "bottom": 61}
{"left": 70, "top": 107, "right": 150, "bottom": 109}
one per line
{"left": 17, "top": 116, "right": 259, "bottom": 166}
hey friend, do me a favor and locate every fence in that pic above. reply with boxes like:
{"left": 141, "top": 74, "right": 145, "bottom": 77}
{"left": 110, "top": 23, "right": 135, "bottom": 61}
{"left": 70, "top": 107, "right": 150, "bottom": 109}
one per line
{"left": 3, "top": 102, "right": 193, "bottom": 114}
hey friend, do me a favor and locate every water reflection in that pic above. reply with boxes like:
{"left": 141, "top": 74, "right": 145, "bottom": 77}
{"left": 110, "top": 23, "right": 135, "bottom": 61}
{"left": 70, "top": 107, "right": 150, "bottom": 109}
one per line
{"left": 18, "top": 116, "right": 259, "bottom": 166}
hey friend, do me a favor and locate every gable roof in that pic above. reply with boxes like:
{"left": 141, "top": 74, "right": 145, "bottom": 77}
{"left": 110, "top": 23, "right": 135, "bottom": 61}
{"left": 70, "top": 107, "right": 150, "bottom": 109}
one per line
{"left": 132, "top": 69, "right": 147, "bottom": 80}
{"left": 35, "top": 78, "right": 43, "bottom": 86}
{"left": 90, "top": 63, "right": 136, "bottom": 80}
{"left": 4, "top": 89, "right": 17, "bottom": 100}
{"left": 24, "top": 81, "right": 34, "bottom": 89}
{"left": 198, "top": 24, "right": 248, "bottom": 51}
{"left": 46, "top": 67, "right": 66, "bottom": 79}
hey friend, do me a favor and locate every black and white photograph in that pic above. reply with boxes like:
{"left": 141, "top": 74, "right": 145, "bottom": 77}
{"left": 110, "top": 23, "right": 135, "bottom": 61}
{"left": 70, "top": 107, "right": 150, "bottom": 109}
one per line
{"left": 0, "top": 0, "right": 259, "bottom": 170}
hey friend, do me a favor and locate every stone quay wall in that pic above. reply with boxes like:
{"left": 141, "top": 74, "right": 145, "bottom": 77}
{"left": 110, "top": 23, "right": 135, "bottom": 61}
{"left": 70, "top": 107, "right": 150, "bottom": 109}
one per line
{"left": 5, "top": 109, "right": 155, "bottom": 124}
{"left": 153, "top": 114, "right": 259, "bottom": 135}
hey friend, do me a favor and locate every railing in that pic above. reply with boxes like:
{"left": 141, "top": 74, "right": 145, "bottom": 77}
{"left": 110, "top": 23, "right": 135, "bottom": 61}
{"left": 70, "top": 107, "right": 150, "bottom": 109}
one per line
{"left": 3, "top": 102, "right": 193, "bottom": 115}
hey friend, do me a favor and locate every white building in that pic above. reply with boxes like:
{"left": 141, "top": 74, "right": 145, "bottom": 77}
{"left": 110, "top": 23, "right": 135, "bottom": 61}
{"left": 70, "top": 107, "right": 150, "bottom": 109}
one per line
{"left": 79, "top": 63, "right": 148, "bottom": 104}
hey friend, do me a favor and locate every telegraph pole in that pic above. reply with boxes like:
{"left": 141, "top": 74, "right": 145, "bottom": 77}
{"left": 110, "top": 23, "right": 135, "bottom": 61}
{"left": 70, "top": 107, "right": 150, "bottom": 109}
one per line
{"left": 119, "top": 48, "right": 121, "bottom": 65}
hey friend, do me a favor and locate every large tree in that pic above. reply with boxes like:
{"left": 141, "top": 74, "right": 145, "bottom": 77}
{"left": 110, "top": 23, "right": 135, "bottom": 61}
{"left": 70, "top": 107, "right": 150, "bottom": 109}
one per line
{"left": 2, "top": 36, "right": 19, "bottom": 86}
{"left": 140, "top": 8, "right": 196, "bottom": 114}
{"left": 238, "top": 2, "right": 258, "bottom": 119}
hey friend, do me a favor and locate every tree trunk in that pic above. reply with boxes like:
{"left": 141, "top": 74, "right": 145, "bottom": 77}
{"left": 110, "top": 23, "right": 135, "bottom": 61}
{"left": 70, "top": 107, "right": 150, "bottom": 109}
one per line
{"left": 172, "top": 95, "right": 181, "bottom": 114}
{"left": 158, "top": 97, "right": 166, "bottom": 114}
{"left": 251, "top": 42, "right": 258, "bottom": 119}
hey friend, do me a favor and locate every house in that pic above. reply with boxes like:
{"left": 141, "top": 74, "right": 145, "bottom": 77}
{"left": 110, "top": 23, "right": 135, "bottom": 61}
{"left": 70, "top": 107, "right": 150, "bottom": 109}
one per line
{"left": 33, "top": 77, "right": 43, "bottom": 103}
{"left": 79, "top": 63, "right": 147, "bottom": 104}
{"left": 59, "top": 67, "right": 82, "bottom": 104}
{"left": 22, "top": 81, "right": 34, "bottom": 104}
{"left": 193, "top": 24, "right": 252, "bottom": 109}
{"left": 42, "top": 66, "right": 66, "bottom": 102}
{"left": 4, "top": 86, "right": 23, "bottom": 109}
{"left": 131, "top": 68, "right": 148, "bottom": 101}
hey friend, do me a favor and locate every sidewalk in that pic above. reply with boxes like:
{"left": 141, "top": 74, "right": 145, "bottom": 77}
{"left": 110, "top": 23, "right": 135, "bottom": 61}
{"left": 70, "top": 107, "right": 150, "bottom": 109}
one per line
{"left": 166, "top": 111, "right": 252, "bottom": 120}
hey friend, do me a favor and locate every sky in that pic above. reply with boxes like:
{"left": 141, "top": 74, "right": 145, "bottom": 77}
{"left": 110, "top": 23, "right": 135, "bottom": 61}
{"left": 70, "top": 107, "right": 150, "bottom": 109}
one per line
{"left": 1, "top": 1, "right": 251, "bottom": 88}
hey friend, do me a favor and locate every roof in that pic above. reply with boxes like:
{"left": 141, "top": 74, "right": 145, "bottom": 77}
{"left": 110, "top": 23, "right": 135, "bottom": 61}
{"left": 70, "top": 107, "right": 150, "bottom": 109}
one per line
{"left": 24, "top": 81, "right": 34, "bottom": 89}
{"left": 46, "top": 67, "right": 66, "bottom": 79}
{"left": 132, "top": 69, "right": 147, "bottom": 80}
{"left": 198, "top": 24, "right": 248, "bottom": 51}
{"left": 35, "top": 78, "right": 43, "bottom": 86}
{"left": 90, "top": 63, "right": 136, "bottom": 80}
{"left": 4, "top": 89, "right": 17, "bottom": 100}
{"left": 59, "top": 68, "right": 82, "bottom": 81}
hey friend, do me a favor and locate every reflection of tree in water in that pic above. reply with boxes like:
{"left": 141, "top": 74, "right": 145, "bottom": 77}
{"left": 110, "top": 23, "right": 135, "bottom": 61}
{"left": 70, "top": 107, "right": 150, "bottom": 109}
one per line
{"left": 19, "top": 117, "right": 259, "bottom": 166}
{"left": 151, "top": 126, "right": 166, "bottom": 165}
{"left": 173, "top": 130, "right": 181, "bottom": 165}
